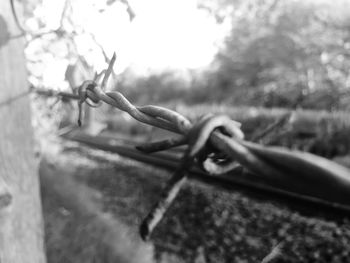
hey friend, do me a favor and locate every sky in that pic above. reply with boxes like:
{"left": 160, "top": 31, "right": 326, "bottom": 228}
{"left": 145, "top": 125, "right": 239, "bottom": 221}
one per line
{"left": 74, "top": 0, "right": 231, "bottom": 74}
{"left": 29, "top": 0, "right": 231, "bottom": 77}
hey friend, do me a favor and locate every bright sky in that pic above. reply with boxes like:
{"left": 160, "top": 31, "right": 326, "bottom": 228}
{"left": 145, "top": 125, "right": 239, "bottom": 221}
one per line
{"left": 108, "top": 0, "right": 230, "bottom": 73}
{"left": 27, "top": 0, "right": 348, "bottom": 88}
{"left": 34, "top": 0, "right": 231, "bottom": 76}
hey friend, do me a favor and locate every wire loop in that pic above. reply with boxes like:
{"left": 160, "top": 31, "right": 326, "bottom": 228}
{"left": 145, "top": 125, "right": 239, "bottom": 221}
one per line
{"left": 139, "top": 114, "right": 245, "bottom": 240}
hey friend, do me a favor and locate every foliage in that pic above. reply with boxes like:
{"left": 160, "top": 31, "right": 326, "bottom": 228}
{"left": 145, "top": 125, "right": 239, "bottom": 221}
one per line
{"left": 116, "top": 0, "right": 350, "bottom": 111}
{"left": 22, "top": 0, "right": 350, "bottom": 134}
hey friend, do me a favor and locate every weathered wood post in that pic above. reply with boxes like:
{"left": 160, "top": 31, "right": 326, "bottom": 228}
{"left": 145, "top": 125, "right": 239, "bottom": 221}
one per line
{"left": 0, "top": 1, "right": 46, "bottom": 262}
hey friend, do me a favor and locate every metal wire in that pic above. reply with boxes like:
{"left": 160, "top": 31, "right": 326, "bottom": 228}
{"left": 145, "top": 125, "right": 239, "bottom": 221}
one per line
{"left": 36, "top": 53, "right": 350, "bottom": 241}
{"left": 0, "top": 90, "right": 31, "bottom": 108}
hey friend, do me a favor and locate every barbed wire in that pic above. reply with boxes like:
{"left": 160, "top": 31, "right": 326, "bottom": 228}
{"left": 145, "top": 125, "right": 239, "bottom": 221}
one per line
{"left": 0, "top": 89, "right": 31, "bottom": 108}
{"left": 0, "top": 85, "right": 81, "bottom": 111}
{"left": 2, "top": 51, "right": 350, "bottom": 240}
{"left": 72, "top": 53, "right": 350, "bottom": 241}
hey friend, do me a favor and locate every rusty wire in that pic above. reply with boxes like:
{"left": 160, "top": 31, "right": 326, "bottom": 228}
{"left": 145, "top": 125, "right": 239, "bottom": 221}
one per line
{"left": 42, "top": 53, "right": 350, "bottom": 241}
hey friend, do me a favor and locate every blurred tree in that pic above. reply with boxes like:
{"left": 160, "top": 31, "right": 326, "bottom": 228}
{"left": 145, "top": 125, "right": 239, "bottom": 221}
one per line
{"left": 196, "top": 0, "right": 350, "bottom": 110}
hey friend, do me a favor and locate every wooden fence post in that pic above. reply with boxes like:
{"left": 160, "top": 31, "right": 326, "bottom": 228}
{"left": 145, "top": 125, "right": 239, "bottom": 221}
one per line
{"left": 0, "top": 1, "right": 46, "bottom": 262}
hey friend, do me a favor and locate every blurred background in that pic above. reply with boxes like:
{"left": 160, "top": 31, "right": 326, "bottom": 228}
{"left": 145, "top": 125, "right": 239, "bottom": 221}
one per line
{"left": 22, "top": 0, "right": 350, "bottom": 142}
{"left": 21, "top": 0, "right": 350, "bottom": 159}
{"left": 9, "top": 0, "right": 350, "bottom": 262}
{"left": 24, "top": 0, "right": 350, "bottom": 109}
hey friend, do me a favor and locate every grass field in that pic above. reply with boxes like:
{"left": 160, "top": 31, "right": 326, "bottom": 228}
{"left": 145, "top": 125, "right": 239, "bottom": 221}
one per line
{"left": 40, "top": 137, "right": 350, "bottom": 263}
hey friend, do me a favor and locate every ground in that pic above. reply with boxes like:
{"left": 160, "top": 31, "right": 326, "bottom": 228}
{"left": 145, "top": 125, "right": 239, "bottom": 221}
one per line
{"left": 40, "top": 137, "right": 350, "bottom": 263}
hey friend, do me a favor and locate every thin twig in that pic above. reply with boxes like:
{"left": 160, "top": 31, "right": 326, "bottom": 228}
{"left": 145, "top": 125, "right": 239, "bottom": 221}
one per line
{"left": 101, "top": 53, "right": 116, "bottom": 90}
{"left": 261, "top": 242, "right": 283, "bottom": 263}
{"left": 250, "top": 112, "right": 291, "bottom": 143}
{"left": 10, "top": 0, "right": 69, "bottom": 38}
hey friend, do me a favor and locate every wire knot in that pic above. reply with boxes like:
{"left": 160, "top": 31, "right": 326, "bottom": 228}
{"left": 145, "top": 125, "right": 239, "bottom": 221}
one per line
{"left": 77, "top": 80, "right": 102, "bottom": 126}
{"left": 137, "top": 114, "right": 244, "bottom": 174}
{"left": 76, "top": 53, "right": 117, "bottom": 126}
{"left": 138, "top": 114, "right": 244, "bottom": 241}
{"left": 186, "top": 114, "right": 244, "bottom": 174}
